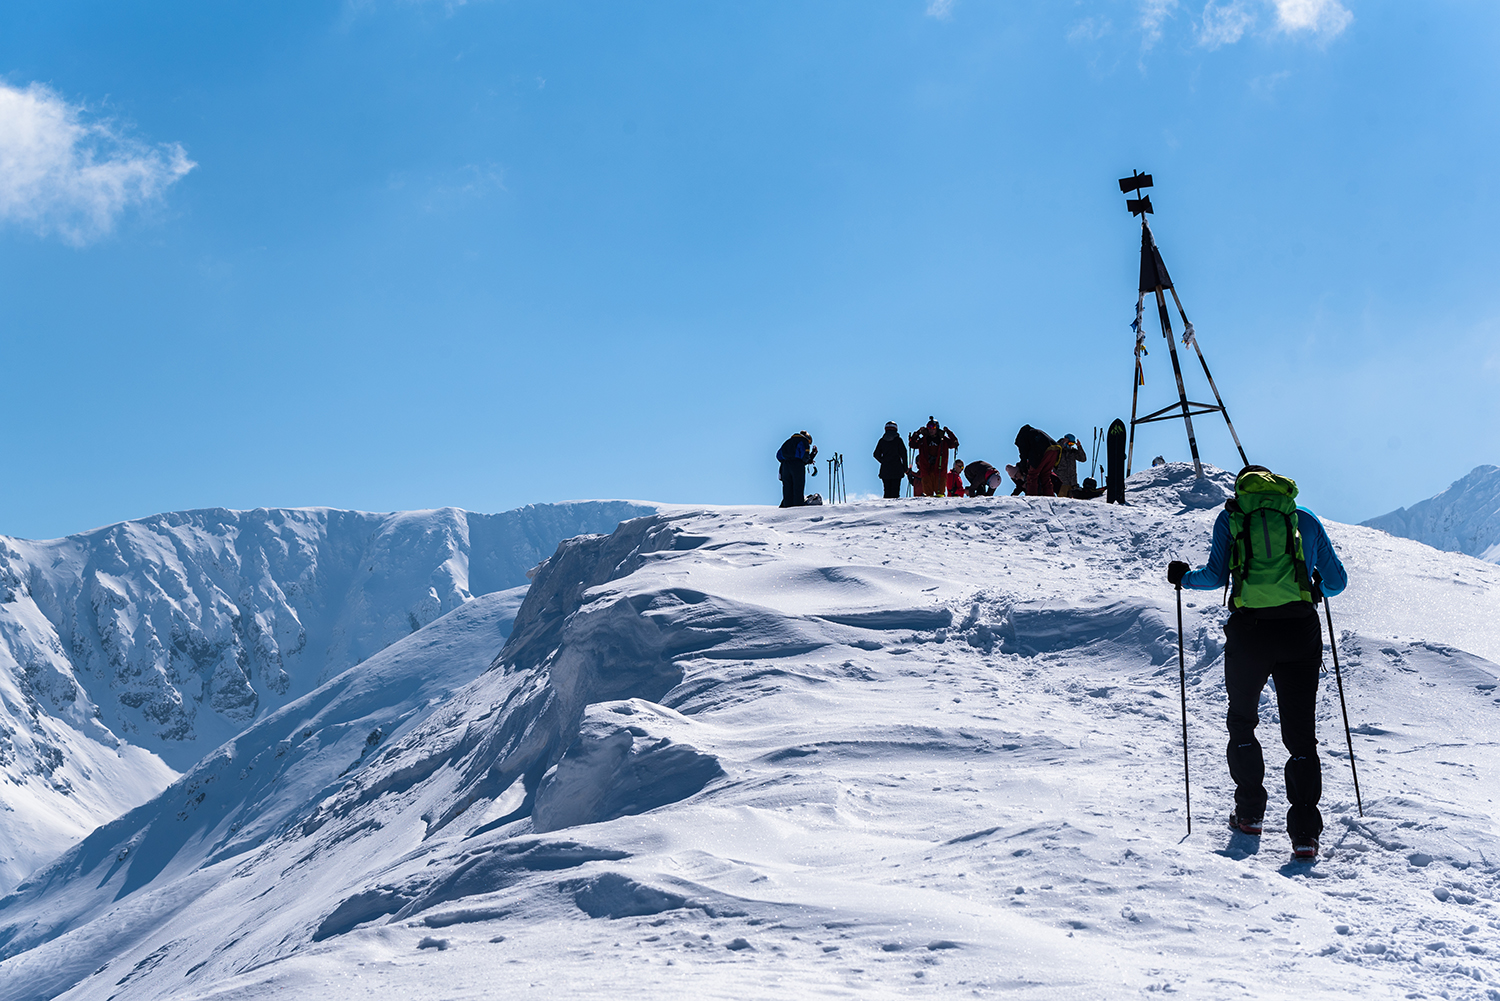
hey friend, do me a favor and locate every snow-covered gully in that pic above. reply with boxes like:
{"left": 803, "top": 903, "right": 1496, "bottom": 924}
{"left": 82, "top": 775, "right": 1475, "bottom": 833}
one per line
{"left": 2, "top": 465, "right": 1498, "bottom": 1000}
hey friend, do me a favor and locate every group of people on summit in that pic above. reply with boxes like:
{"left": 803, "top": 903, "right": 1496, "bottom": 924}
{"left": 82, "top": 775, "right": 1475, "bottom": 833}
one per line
{"left": 777, "top": 421, "right": 1351, "bottom": 862}
{"left": 868, "top": 418, "right": 1097, "bottom": 504}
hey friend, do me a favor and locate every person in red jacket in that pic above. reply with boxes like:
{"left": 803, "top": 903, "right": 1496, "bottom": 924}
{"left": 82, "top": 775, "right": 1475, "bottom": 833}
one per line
{"left": 946, "top": 459, "right": 966, "bottom": 497}
{"left": 908, "top": 418, "right": 959, "bottom": 498}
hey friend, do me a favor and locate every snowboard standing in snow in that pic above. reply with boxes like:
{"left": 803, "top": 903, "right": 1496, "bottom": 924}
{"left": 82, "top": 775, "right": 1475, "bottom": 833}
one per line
{"left": 1106, "top": 419, "right": 1126, "bottom": 504}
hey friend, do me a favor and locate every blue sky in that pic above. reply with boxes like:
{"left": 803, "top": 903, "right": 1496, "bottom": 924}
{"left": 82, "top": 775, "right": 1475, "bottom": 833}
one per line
{"left": 2, "top": 0, "right": 1497, "bottom": 538}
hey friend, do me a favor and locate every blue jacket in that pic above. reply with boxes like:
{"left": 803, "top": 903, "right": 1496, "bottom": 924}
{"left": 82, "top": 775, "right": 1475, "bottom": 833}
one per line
{"left": 1181, "top": 506, "right": 1347, "bottom": 597}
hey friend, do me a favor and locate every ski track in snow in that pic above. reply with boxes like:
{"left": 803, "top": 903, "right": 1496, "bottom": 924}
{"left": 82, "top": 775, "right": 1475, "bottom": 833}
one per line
{"left": 1, "top": 464, "right": 1498, "bottom": 1000}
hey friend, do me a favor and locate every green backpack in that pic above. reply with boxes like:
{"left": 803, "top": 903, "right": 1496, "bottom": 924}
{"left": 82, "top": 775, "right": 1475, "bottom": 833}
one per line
{"left": 1226, "top": 470, "right": 1314, "bottom": 610}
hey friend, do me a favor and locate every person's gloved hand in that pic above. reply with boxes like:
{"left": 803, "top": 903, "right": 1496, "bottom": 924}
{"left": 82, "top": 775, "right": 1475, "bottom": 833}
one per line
{"left": 1167, "top": 561, "right": 1190, "bottom": 586}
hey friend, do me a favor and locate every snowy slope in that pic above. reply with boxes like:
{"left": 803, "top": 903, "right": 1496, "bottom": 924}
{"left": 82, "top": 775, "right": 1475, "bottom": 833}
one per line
{"left": 2, "top": 466, "right": 1498, "bottom": 1001}
{"left": 1363, "top": 464, "right": 1500, "bottom": 562}
{"left": 0, "top": 502, "right": 652, "bottom": 895}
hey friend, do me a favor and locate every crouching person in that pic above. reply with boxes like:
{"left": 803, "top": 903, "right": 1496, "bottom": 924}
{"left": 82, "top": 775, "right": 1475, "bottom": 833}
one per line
{"left": 962, "top": 460, "right": 1001, "bottom": 497}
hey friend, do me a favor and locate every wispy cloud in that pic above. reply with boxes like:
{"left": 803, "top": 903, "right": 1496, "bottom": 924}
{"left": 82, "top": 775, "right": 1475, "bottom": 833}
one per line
{"left": 1068, "top": 15, "right": 1113, "bottom": 43}
{"left": 1250, "top": 69, "right": 1294, "bottom": 94}
{"left": 1197, "top": 0, "right": 1256, "bottom": 48}
{"left": 1271, "top": 0, "right": 1352, "bottom": 38}
{"left": 925, "top": 0, "right": 955, "bottom": 21}
{"left": 0, "top": 82, "right": 194, "bottom": 246}
{"left": 1139, "top": 0, "right": 1178, "bottom": 50}
{"left": 1135, "top": 0, "right": 1352, "bottom": 50}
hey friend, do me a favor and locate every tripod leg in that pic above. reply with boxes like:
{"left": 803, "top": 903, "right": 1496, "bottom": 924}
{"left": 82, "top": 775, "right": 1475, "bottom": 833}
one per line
{"left": 1157, "top": 287, "right": 1203, "bottom": 478}
{"left": 1167, "top": 286, "right": 1249, "bottom": 469}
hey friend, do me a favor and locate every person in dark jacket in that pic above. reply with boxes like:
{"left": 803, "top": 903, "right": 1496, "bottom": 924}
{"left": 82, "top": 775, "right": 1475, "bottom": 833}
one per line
{"left": 872, "top": 422, "right": 909, "bottom": 499}
{"left": 962, "top": 460, "right": 1001, "bottom": 496}
{"left": 1167, "top": 465, "right": 1348, "bottom": 860}
{"left": 1013, "top": 424, "right": 1059, "bottom": 497}
{"left": 909, "top": 418, "right": 959, "bottom": 497}
{"left": 776, "top": 431, "right": 817, "bottom": 508}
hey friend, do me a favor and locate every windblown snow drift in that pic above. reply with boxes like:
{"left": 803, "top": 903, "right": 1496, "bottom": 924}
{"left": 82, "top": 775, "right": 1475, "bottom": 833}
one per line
{"left": 2, "top": 466, "right": 1497, "bottom": 1000}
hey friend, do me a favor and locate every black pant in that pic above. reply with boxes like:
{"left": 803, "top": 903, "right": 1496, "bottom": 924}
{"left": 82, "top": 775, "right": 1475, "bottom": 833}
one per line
{"left": 780, "top": 462, "right": 806, "bottom": 508}
{"left": 1223, "top": 610, "right": 1324, "bottom": 840}
{"left": 880, "top": 474, "right": 903, "bottom": 499}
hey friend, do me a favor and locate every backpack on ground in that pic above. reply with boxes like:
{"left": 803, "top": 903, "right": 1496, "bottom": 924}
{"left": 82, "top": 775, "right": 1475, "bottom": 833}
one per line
{"left": 1226, "top": 470, "right": 1314, "bottom": 611}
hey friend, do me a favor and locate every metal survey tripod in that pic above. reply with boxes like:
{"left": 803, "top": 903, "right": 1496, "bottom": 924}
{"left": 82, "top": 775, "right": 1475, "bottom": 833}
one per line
{"left": 1118, "top": 171, "right": 1249, "bottom": 479}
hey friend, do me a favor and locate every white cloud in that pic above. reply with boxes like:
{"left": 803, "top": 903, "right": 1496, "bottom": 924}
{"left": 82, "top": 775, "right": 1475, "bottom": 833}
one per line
{"left": 1271, "top": 0, "right": 1352, "bottom": 38}
{"left": 1139, "top": 0, "right": 1178, "bottom": 50}
{"left": 925, "top": 0, "right": 955, "bottom": 20}
{"left": 0, "top": 82, "right": 195, "bottom": 246}
{"left": 1198, "top": 0, "right": 1256, "bottom": 48}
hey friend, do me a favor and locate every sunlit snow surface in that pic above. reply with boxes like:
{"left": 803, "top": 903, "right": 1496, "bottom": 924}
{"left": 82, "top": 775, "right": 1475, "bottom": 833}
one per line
{"left": 3, "top": 464, "right": 1498, "bottom": 1000}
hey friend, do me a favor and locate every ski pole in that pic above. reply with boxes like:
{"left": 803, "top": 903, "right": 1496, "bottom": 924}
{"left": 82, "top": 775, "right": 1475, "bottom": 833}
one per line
{"left": 1176, "top": 583, "right": 1191, "bottom": 835}
{"left": 1323, "top": 594, "right": 1364, "bottom": 817}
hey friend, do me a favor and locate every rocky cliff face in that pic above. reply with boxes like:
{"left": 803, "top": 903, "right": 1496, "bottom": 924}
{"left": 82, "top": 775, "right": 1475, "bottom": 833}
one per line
{"left": 0, "top": 501, "right": 652, "bottom": 892}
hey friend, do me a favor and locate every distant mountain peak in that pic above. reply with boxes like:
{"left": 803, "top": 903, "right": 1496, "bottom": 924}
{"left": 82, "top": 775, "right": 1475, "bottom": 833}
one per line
{"left": 1362, "top": 464, "right": 1500, "bottom": 562}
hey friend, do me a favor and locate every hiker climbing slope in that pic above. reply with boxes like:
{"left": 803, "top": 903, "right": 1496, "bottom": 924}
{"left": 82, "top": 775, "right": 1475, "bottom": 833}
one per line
{"left": 1167, "top": 465, "right": 1347, "bottom": 860}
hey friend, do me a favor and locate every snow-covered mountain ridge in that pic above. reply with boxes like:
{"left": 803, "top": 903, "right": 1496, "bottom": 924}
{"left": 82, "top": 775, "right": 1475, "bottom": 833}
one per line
{"left": 1363, "top": 464, "right": 1500, "bottom": 562}
{"left": 2, "top": 466, "right": 1498, "bottom": 1000}
{"left": 0, "top": 502, "right": 653, "bottom": 894}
